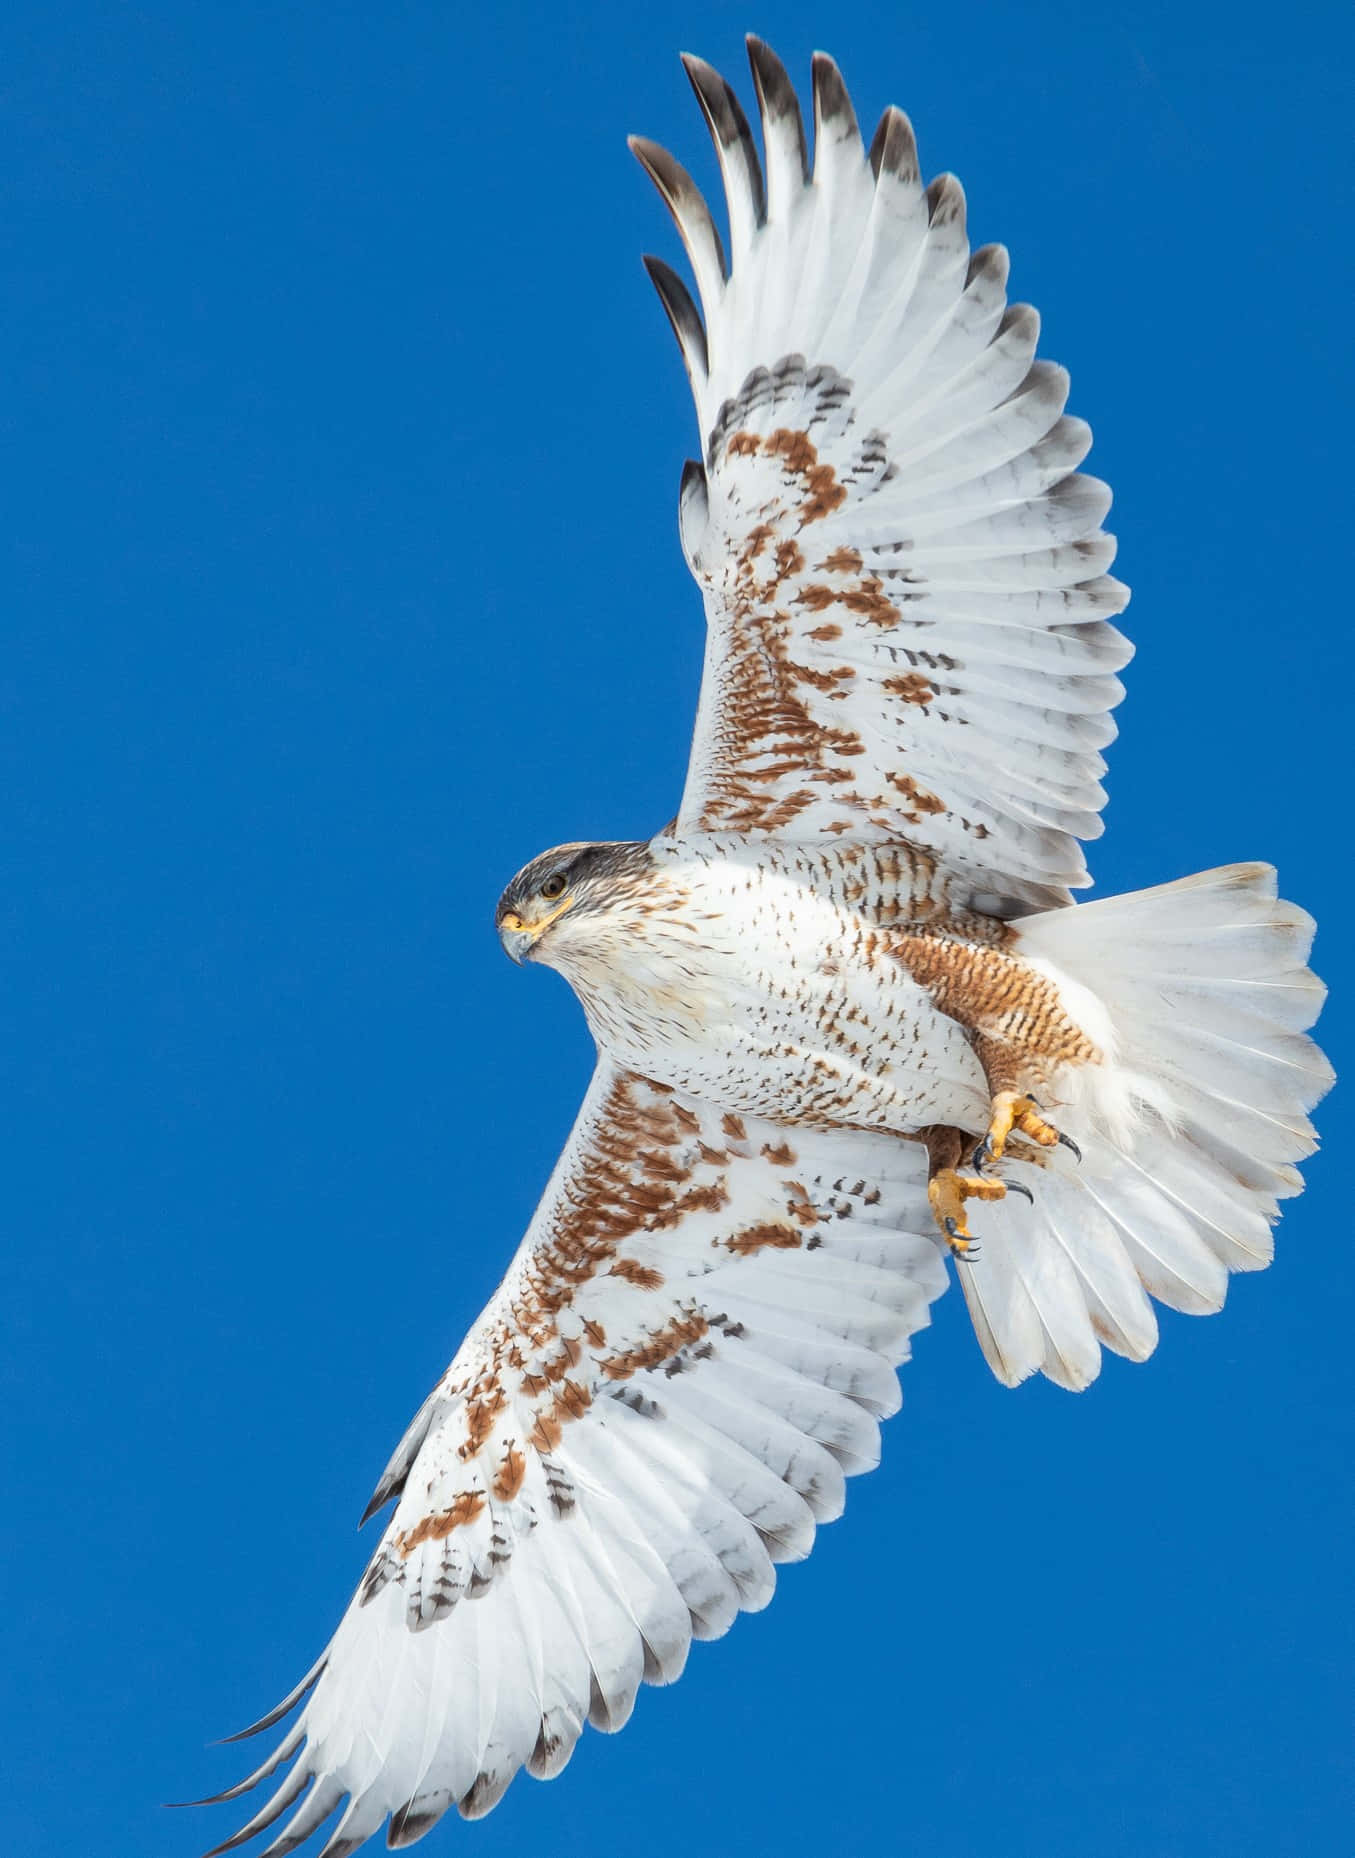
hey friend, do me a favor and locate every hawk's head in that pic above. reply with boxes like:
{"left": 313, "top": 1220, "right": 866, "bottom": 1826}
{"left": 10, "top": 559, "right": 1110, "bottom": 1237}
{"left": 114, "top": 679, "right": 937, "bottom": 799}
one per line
{"left": 495, "top": 841, "right": 658, "bottom": 967}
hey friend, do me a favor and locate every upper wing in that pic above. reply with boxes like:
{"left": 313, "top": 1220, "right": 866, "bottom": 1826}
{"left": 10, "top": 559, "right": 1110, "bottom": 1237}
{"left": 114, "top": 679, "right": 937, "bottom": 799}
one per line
{"left": 203, "top": 1061, "right": 945, "bottom": 1854}
{"left": 634, "top": 40, "right": 1132, "bottom": 916}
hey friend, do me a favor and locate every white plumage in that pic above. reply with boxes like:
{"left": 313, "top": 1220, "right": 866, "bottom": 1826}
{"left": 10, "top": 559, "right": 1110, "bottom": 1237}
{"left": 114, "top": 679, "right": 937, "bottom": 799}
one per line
{"left": 204, "top": 1070, "right": 946, "bottom": 1853}
{"left": 198, "top": 39, "right": 1330, "bottom": 1855}
{"left": 644, "top": 48, "right": 1128, "bottom": 912}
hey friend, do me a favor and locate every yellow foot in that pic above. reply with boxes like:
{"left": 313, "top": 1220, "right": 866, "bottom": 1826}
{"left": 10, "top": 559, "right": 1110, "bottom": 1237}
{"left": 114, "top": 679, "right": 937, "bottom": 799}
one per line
{"left": 927, "top": 1166, "right": 1027, "bottom": 1258}
{"left": 975, "top": 1091, "right": 1081, "bottom": 1170}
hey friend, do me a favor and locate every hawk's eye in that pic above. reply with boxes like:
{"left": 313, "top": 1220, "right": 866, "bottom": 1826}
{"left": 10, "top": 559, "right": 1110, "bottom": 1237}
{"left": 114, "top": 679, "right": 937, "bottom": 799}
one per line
{"left": 540, "top": 873, "right": 567, "bottom": 901}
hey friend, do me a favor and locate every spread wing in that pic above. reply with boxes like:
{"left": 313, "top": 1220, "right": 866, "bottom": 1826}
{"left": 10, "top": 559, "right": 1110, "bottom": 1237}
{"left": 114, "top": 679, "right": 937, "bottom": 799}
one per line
{"left": 201, "top": 1062, "right": 946, "bottom": 1853}
{"left": 634, "top": 40, "right": 1131, "bottom": 916}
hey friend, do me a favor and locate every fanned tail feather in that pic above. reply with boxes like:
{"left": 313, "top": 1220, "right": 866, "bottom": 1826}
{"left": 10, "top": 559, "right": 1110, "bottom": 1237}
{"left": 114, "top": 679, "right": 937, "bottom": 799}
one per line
{"left": 959, "top": 864, "right": 1331, "bottom": 1389}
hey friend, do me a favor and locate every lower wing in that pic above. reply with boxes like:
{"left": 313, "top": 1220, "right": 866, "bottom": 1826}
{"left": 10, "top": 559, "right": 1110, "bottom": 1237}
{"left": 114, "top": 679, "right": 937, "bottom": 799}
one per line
{"left": 198, "top": 1061, "right": 946, "bottom": 1854}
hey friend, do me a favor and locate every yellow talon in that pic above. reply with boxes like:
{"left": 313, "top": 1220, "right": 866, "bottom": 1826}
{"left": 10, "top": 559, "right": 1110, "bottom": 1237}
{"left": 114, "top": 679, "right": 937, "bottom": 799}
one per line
{"left": 927, "top": 1166, "right": 1008, "bottom": 1256}
{"left": 978, "top": 1091, "right": 1076, "bottom": 1167}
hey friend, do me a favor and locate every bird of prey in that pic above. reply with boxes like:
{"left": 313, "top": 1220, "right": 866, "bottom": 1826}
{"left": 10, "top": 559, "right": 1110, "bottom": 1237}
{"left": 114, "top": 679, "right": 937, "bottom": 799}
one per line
{"left": 198, "top": 38, "right": 1331, "bottom": 1856}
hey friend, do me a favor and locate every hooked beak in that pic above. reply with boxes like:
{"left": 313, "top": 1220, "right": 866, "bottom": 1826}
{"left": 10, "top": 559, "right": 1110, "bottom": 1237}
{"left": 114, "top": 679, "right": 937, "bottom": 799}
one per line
{"left": 497, "top": 897, "right": 574, "bottom": 965}
{"left": 498, "top": 915, "right": 535, "bottom": 965}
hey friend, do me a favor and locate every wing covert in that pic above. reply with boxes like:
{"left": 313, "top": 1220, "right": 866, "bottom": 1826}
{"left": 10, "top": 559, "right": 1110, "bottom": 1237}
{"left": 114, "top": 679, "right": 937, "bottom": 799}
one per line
{"left": 201, "top": 1061, "right": 946, "bottom": 1852}
{"left": 634, "top": 40, "right": 1131, "bottom": 915}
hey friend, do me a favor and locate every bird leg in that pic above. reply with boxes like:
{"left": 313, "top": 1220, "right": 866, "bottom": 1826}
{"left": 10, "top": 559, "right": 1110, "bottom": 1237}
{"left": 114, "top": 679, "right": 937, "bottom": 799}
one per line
{"left": 919, "top": 1124, "right": 1030, "bottom": 1259}
{"left": 965, "top": 1033, "right": 1083, "bottom": 1175}
{"left": 972, "top": 1090, "right": 1081, "bottom": 1171}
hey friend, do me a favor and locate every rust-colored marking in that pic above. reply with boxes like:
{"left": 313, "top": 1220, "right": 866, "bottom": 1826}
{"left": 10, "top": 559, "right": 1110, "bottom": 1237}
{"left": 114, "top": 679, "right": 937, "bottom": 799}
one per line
{"left": 543, "top": 1335, "right": 582, "bottom": 1382}
{"left": 725, "top": 1222, "right": 803, "bottom": 1257}
{"left": 743, "top": 519, "right": 775, "bottom": 560}
{"left": 821, "top": 546, "right": 863, "bottom": 574}
{"left": 458, "top": 1380, "right": 507, "bottom": 1461}
{"left": 785, "top": 1182, "right": 819, "bottom": 1227}
{"left": 840, "top": 578, "right": 899, "bottom": 628}
{"left": 761, "top": 1140, "right": 797, "bottom": 1165}
{"left": 764, "top": 428, "right": 815, "bottom": 473}
{"left": 650, "top": 1179, "right": 730, "bottom": 1227}
{"left": 609, "top": 1256, "right": 665, "bottom": 1290}
{"left": 396, "top": 1489, "right": 486, "bottom": 1556}
{"left": 721, "top": 1112, "right": 748, "bottom": 1143}
{"left": 503, "top": 1072, "right": 706, "bottom": 1336}
{"left": 884, "top": 671, "right": 934, "bottom": 707}
{"left": 886, "top": 771, "right": 946, "bottom": 818}
{"left": 551, "top": 1378, "right": 591, "bottom": 1422}
{"left": 794, "top": 660, "right": 856, "bottom": 695}
{"left": 795, "top": 583, "right": 835, "bottom": 612}
{"left": 492, "top": 1445, "right": 526, "bottom": 1502}
{"left": 448, "top": 1072, "right": 730, "bottom": 1467}
{"left": 764, "top": 428, "right": 847, "bottom": 524}
{"left": 600, "top": 1311, "right": 710, "bottom": 1381}
{"left": 528, "top": 1411, "right": 562, "bottom": 1454}
{"left": 893, "top": 929, "right": 1100, "bottom": 1094}
{"left": 694, "top": 369, "right": 937, "bottom": 835}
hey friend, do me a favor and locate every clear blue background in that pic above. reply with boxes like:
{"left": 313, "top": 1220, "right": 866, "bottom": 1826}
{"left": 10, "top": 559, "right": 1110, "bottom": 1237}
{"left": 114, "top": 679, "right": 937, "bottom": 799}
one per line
{"left": 4, "top": 3, "right": 1351, "bottom": 1854}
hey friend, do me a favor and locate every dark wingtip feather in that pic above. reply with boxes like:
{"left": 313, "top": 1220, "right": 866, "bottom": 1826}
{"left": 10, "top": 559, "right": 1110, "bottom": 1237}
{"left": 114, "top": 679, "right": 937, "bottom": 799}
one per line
{"left": 200, "top": 1835, "right": 249, "bottom": 1858}
{"left": 681, "top": 52, "right": 766, "bottom": 227}
{"left": 680, "top": 457, "right": 706, "bottom": 499}
{"left": 358, "top": 1484, "right": 392, "bottom": 1528}
{"left": 678, "top": 459, "right": 709, "bottom": 569}
{"left": 199, "top": 1828, "right": 273, "bottom": 1858}
{"left": 628, "top": 133, "right": 728, "bottom": 279}
{"left": 924, "top": 172, "right": 968, "bottom": 241}
{"left": 314, "top": 1834, "right": 366, "bottom": 1858}
{"left": 389, "top": 1796, "right": 452, "bottom": 1847}
{"left": 196, "top": 1765, "right": 312, "bottom": 1857}
{"left": 458, "top": 1765, "right": 516, "bottom": 1821}
{"left": 642, "top": 254, "right": 709, "bottom": 379}
{"left": 627, "top": 133, "right": 701, "bottom": 212}
{"left": 220, "top": 1652, "right": 327, "bottom": 1742}
{"left": 965, "top": 242, "right": 1010, "bottom": 291}
{"left": 868, "top": 105, "right": 919, "bottom": 185}
{"left": 194, "top": 1723, "right": 307, "bottom": 1817}
{"left": 811, "top": 51, "right": 860, "bottom": 149}
{"left": 746, "top": 35, "right": 809, "bottom": 184}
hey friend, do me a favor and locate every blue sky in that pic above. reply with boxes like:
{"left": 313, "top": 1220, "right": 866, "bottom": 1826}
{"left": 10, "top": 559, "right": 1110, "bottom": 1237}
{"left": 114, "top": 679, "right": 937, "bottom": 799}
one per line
{"left": 4, "top": 2, "right": 1352, "bottom": 1854}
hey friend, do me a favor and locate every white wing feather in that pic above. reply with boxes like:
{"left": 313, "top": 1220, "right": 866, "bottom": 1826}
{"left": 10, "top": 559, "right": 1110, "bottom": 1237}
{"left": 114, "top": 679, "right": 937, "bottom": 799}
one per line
{"left": 634, "top": 41, "right": 1131, "bottom": 915}
{"left": 201, "top": 1061, "right": 946, "bottom": 1851}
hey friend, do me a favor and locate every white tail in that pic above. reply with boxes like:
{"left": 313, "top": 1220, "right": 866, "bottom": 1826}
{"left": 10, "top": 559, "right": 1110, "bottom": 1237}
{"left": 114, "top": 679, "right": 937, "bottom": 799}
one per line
{"left": 956, "top": 864, "right": 1332, "bottom": 1390}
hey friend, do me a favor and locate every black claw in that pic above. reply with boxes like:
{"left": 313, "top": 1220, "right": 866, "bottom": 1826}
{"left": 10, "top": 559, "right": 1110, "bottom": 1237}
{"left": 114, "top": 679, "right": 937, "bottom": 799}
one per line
{"left": 1005, "top": 1179, "right": 1034, "bottom": 1203}
{"left": 942, "top": 1215, "right": 978, "bottom": 1259}
{"left": 1058, "top": 1131, "right": 1082, "bottom": 1162}
{"left": 971, "top": 1136, "right": 993, "bottom": 1173}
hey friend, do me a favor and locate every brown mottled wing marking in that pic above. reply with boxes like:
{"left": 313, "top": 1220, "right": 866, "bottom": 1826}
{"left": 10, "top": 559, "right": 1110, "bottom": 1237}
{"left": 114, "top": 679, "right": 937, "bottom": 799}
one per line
{"left": 634, "top": 43, "right": 1131, "bottom": 915}
{"left": 204, "top": 1059, "right": 945, "bottom": 1850}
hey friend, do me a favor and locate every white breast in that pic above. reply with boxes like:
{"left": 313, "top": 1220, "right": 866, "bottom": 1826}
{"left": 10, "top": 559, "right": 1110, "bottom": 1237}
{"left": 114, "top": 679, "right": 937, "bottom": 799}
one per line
{"left": 550, "top": 837, "right": 988, "bottom": 1135}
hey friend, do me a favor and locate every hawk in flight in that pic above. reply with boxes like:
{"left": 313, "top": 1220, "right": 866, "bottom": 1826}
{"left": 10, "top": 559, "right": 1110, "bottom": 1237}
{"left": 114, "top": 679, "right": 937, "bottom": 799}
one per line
{"left": 199, "top": 39, "right": 1331, "bottom": 1855}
